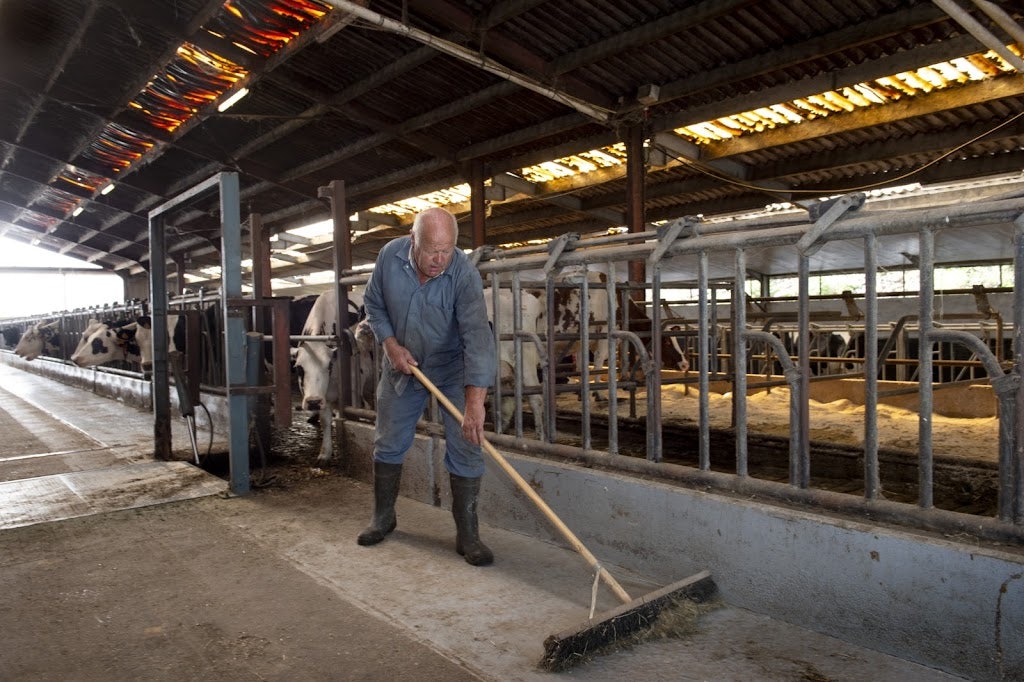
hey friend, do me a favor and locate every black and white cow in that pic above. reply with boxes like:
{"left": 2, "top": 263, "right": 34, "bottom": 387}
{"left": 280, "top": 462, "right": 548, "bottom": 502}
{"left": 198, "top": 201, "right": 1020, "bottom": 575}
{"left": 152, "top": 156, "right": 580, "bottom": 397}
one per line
{"left": 534, "top": 275, "right": 693, "bottom": 397}
{"left": 486, "top": 288, "right": 545, "bottom": 440}
{"left": 291, "top": 288, "right": 371, "bottom": 463}
{"left": 70, "top": 318, "right": 143, "bottom": 367}
{"left": 536, "top": 270, "right": 617, "bottom": 381}
{"left": 624, "top": 298, "right": 689, "bottom": 374}
{"left": 14, "top": 320, "right": 61, "bottom": 361}
{"left": 1, "top": 325, "right": 22, "bottom": 349}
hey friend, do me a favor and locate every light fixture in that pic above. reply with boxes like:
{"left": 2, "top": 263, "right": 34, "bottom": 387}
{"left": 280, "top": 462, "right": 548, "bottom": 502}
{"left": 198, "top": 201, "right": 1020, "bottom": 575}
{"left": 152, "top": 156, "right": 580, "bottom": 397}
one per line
{"left": 218, "top": 87, "right": 249, "bottom": 112}
{"left": 72, "top": 206, "right": 84, "bottom": 217}
{"left": 100, "top": 183, "right": 115, "bottom": 195}
{"left": 31, "top": 238, "right": 41, "bottom": 246}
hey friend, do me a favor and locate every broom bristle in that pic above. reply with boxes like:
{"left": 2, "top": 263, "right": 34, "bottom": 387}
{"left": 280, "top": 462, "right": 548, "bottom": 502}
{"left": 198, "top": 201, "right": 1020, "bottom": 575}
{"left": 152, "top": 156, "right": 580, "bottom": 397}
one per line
{"left": 538, "top": 570, "right": 716, "bottom": 672}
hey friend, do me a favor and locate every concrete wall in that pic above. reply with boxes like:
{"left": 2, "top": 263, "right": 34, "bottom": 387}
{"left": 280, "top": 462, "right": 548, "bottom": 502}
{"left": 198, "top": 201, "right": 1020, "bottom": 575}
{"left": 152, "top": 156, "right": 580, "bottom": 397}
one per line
{"left": 343, "top": 419, "right": 1023, "bottom": 681}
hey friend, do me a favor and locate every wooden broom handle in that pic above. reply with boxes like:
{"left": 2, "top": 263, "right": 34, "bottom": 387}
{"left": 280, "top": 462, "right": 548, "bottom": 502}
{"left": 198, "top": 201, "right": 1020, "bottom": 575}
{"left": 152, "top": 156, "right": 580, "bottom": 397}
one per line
{"left": 409, "top": 365, "right": 633, "bottom": 604}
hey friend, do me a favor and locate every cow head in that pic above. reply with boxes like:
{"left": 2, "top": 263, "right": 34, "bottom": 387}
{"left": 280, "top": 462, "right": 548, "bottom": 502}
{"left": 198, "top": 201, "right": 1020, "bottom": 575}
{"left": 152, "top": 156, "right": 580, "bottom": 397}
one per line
{"left": 293, "top": 340, "right": 337, "bottom": 413}
{"left": 14, "top": 320, "right": 60, "bottom": 361}
{"left": 70, "top": 320, "right": 139, "bottom": 367}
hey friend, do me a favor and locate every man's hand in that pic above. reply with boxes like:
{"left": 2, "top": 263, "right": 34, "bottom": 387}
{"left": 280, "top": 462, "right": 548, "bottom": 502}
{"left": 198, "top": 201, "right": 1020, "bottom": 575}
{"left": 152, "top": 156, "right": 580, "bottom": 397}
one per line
{"left": 382, "top": 336, "right": 418, "bottom": 374}
{"left": 462, "top": 385, "right": 488, "bottom": 446}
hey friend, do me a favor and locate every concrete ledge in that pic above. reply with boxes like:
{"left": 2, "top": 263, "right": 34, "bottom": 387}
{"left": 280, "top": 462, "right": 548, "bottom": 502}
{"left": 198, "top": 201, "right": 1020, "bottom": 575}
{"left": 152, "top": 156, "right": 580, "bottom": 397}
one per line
{"left": 0, "top": 352, "right": 232, "bottom": 435}
{"left": 342, "top": 419, "right": 1023, "bottom": 681}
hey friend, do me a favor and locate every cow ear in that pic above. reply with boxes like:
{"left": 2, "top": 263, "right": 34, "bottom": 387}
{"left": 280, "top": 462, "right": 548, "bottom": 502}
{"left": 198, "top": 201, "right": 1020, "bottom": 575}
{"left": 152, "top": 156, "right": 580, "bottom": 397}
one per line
{"left": 42, "top": 320, "right": 60, "bottom": 329}
{"left": 122, "top": 322, "right": 138, "bottom": 331}
{"left": 136, "top": 315, "right": 152, "bottom": 329}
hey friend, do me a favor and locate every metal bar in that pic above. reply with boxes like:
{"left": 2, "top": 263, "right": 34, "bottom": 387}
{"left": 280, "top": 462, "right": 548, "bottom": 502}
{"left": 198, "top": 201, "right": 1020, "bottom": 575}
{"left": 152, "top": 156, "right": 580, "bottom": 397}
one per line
{"left": 148, "top": 201, "right": 170, "bottom": 461}
{"left": 544, "top": 275, "right": 556, "bottom": 444}
{"left": 744, "top": 330, "right": 801, "bottom": 478}
{"left": 489, "top": 276, "right": 503, "bottom": 436}
{"left": 918, "top": 228, "right": 936, "bottom": 510}
{"left": 864, "top": 233, "right": 881, "bottom": 500}
{"left": 512, "top": 274, "right": 525, "bottom": 438}
{"left": 646, "top": 262, "right": 662, "bottom": 462}
{"left": 1014, "top": 211, "right": 1024, "bottom": 522}
{"left": 579, "top": 267, "right": 591, "bottom": 451}
{"left": 271, "top": 297, "right": 291, "bottom": 427}
{"left": 606, "top": 264, "right": 620, "bottom": 457}
{"left": 734, "top": 249, "right": 748, "bottom": 477}
{"left": 319, "top": 0, "right": 612, "bottom": 122}
{"left": 797, "top": 255, "right": 811, "bottom": 488}
{"left": 698, "top": 250, "right": 711, "bottom": 471}
{"left": 321, "top": 180, "right": 353, "bottom": 415}
{"left": 934, "top": 0, "right": 1024, "bottom": 73}
{"left": 219, "top": 171, "right": 250, "bottom": 496}
{"left": 970, "top": 0, "right": 1024, "bottom": 47}
{"left": 475, "top": 196, "right": 1024, "bottom": 275}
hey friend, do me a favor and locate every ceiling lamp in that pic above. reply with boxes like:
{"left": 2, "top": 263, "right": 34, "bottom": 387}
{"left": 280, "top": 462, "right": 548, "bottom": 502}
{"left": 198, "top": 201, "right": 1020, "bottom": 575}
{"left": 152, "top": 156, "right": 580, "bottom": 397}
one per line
{"left": 218, "top": 87, "right": 249, "bottom": 112}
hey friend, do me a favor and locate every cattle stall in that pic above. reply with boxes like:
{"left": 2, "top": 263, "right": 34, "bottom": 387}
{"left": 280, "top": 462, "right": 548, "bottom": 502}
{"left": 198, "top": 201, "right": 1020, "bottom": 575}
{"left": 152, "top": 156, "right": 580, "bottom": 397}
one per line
{"left": 320, "top": 191, "right": 1024, "bottom": 549}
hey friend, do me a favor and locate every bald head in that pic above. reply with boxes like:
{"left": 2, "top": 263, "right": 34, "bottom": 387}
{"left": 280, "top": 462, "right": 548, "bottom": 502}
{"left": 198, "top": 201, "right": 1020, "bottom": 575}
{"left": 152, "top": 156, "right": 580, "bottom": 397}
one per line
{"left": 411, "top": 207, "right": 458, "bottom": 242}
{"left": 410, "top": 208, "right": 458, "bottom": 281}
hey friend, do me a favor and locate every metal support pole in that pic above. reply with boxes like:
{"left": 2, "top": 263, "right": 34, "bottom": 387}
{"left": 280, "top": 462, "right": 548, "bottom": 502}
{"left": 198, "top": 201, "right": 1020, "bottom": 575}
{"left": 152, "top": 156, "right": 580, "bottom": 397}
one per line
{"left": 733, "top": 249, "right": 748, "bottom": 477}
{"left": 646, "top": 262, "right": 663, "bottom": 462}
{"left": 470, "top": 159, "right": 485, "bottom": 248}
{"left": 864, "top": 233, "right": 881, "bottom": 499}
{"left": 698, "top": 250, "right": 711, "bottom": 471}
{"left": 918, "top": 228, "right": 936, "bottom": 510}
{"left": 579, "top": 267, "right": 592, "bottom": 451}
{"left": 148, "top": 204, "right": 170, "bottom": 461}
{"left": 1015, "top": 211, "right": 1024, "bottom": 522}
{"left": 220, "top": 172, "right": 250, "bottom": 496}
{"left": 319, "top": 180, "right": 353, "bottom": 415}
{"left": 606, "top": 263, "right": 621, "bottom": 457}
{"left": 796, "top": 255, "right": 811, "bottom": 488}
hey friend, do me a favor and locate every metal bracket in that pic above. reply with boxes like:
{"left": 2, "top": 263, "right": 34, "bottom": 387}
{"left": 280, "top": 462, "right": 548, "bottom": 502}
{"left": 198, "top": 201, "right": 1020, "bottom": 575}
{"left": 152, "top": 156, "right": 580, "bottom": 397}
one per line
{"left": 543, "top": 232, "right": 579, "bottom": 274}
{"left": 796, "top": 192, "right": 866, "bottom": 256}
{"left": 971, "top": 284, "right": 998, "bottom": 319}
{"left": 468, "top": 244, "right": 496, "bottom": 266}
{"left": 991, "top": 371, "right": 1020, "bottom": 398}
{"left": 841, "top": 290, "right": 863, "bottom": 320}
{"left": 648, "top": 216, "right": 697, "bottom": 266}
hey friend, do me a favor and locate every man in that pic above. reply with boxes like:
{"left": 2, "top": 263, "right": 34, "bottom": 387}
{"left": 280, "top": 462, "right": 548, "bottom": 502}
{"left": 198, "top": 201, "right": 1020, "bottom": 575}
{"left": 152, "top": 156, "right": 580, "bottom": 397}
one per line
{"left": 358, "top": 207, "right": 497, "bottom": 566}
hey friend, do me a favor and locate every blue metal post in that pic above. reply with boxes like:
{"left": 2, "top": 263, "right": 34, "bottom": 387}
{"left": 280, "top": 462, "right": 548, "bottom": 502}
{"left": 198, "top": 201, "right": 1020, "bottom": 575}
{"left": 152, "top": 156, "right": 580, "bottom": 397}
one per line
{"left": 219, "top": 172, "right": 250, "bottom": 495}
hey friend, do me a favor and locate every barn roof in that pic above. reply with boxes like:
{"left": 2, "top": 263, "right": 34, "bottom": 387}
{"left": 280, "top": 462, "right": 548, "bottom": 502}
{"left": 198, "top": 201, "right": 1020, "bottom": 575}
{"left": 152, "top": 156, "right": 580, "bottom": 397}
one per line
{"left": 1, "top": 0, "right": 1022, "bottom": 290}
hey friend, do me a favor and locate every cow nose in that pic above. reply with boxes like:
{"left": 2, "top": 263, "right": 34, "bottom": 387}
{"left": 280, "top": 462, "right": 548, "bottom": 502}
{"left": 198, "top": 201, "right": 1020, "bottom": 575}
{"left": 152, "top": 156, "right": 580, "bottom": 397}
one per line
{"left": 306, "top": 398, "right": 322, "bottom": 412}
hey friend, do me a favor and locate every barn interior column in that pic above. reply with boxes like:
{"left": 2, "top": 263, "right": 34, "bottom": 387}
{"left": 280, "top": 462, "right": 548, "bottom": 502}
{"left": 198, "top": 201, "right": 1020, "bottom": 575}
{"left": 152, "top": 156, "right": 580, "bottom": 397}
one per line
{"left": 318, "top": 180, "right": 354, "bottom": 416}
{"left": 470, "top": 159, "right": 485, "bottom": 248}
{"left": 625, "top": 123, "right": 647, "bottom": 292}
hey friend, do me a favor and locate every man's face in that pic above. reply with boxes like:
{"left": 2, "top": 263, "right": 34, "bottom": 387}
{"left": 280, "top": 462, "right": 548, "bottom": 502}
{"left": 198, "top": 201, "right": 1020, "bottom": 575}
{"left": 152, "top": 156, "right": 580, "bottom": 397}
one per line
{"left": 411, "top": 225, "right": 456, "bottom": 279}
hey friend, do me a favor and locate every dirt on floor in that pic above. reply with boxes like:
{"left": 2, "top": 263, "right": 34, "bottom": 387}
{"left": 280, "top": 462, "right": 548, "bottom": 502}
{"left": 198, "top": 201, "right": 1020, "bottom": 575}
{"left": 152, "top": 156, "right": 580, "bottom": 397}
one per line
{"left": 0, "top": 458, "right": 482, "bottom": 682}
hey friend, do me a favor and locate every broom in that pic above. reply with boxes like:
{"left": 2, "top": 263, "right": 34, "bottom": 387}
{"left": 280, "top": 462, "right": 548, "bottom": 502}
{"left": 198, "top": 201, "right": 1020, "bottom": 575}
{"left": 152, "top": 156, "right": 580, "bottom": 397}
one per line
{"left": 409, "top": 366, "right": 717, "bottom": 671}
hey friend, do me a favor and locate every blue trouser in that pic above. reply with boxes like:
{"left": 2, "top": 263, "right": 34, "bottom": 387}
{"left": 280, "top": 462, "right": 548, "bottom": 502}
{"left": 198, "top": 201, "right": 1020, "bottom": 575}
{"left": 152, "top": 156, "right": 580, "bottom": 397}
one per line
{"left": 373, "top": 369, "right": 485, "bottom": 478}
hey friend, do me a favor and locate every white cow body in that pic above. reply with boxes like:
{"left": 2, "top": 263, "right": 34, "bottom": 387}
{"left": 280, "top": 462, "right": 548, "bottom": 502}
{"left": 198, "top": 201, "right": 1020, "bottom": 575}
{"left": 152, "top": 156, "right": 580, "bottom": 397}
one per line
{"left": 292, "top": 288, "right": 368, "bottom": 463}
{"left": 486, "top": 288, "right": 545, "bottom": 440}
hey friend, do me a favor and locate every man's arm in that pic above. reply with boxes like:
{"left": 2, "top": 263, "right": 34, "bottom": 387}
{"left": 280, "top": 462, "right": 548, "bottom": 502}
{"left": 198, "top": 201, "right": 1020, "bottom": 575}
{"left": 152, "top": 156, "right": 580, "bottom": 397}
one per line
{"left": 462, "top": 385, "right": 488, "bottom": 445}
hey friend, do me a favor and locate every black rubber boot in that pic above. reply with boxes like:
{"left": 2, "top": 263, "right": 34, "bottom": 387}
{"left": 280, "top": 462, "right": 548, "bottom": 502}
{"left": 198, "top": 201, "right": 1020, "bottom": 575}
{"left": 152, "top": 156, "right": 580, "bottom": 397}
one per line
{"left": 357, "top": 462, "right": 403, "bottom": 546}
{"left": 450, "top": 474, "right": 494, "bottom": 566}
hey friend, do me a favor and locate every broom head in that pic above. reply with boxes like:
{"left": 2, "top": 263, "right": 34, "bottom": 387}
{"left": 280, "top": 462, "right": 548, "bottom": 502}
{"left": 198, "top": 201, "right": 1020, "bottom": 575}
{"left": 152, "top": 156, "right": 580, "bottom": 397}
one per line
{"left": 539, "top": 569, "right": 716, "bottom": 672}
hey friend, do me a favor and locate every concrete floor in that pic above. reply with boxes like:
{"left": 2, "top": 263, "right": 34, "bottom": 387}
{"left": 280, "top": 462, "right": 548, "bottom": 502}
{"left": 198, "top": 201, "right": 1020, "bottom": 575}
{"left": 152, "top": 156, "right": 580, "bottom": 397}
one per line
{"left": 0, "top": 359, "right": 965, "bottom": 681}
